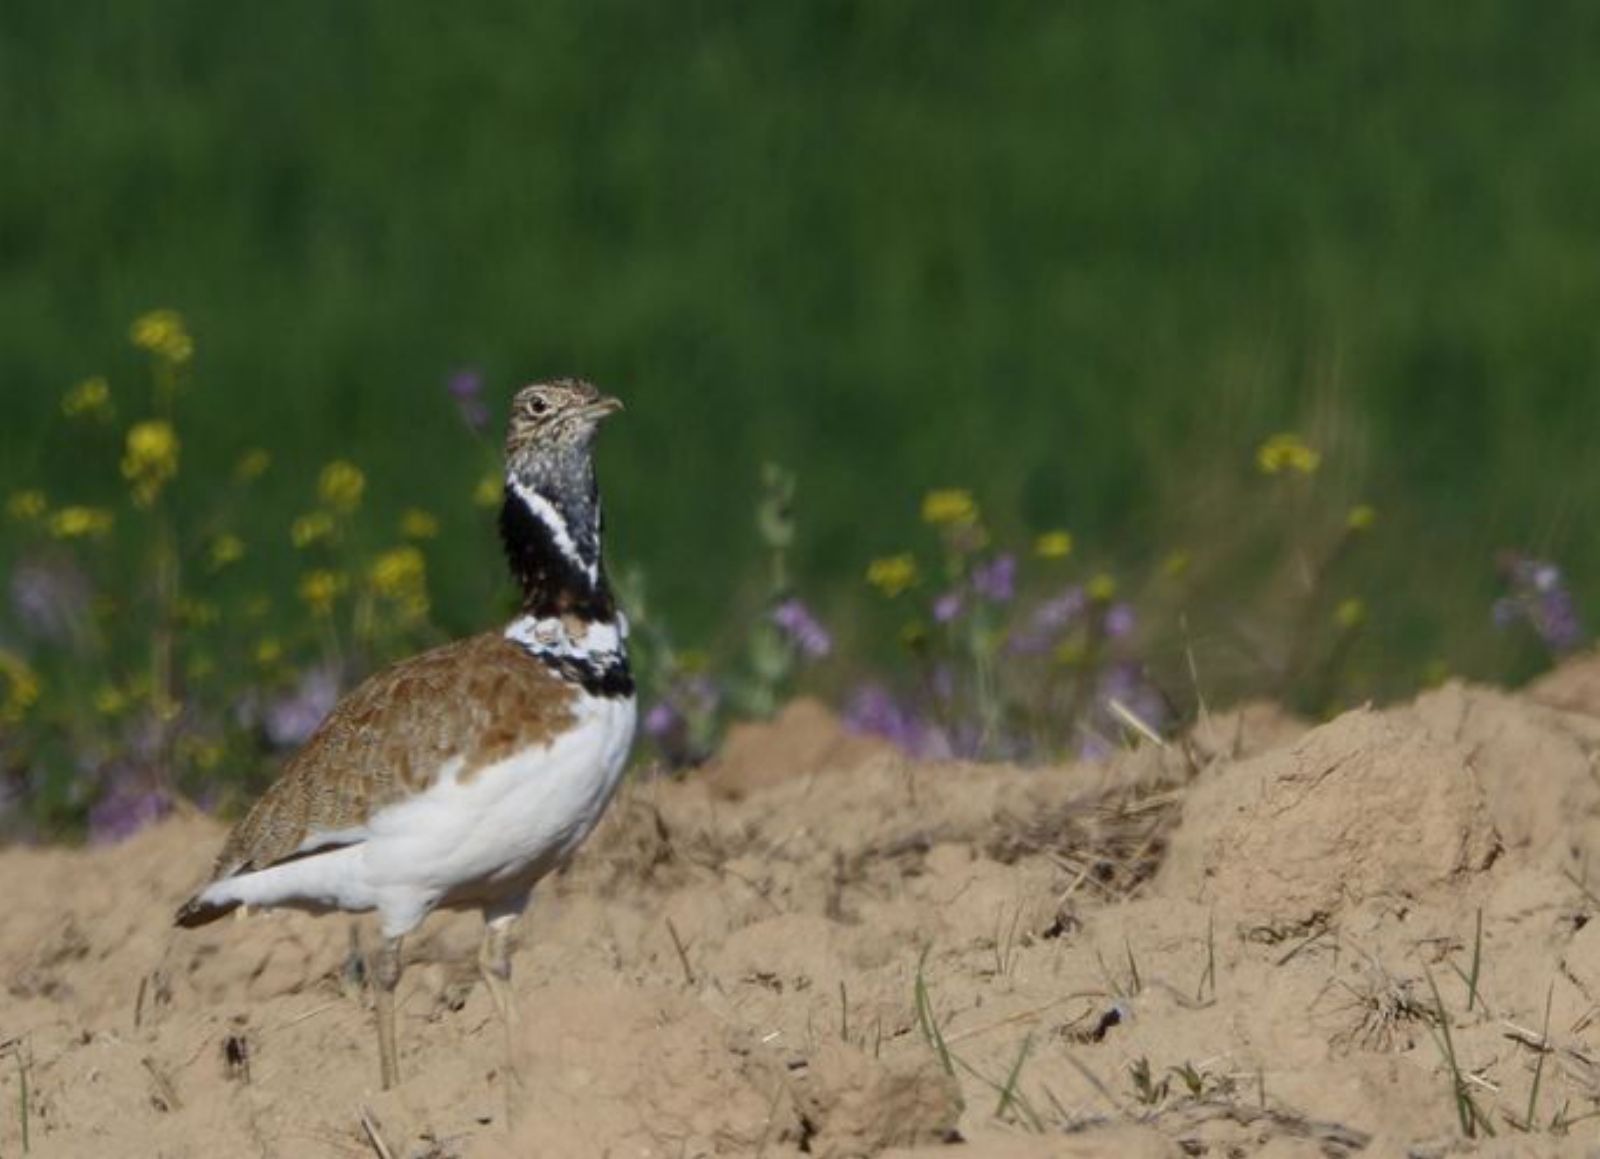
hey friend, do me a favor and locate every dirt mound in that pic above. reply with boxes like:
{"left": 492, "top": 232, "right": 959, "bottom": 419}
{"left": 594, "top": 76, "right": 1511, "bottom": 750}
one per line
{"left": 5, "top": 679, "right": 1600, "bottom": 1156}
{"left": 1158, "top": 704, "right": 1501, "bottom": 929}
{"left": 1406, "top": 681, "right": 1600, "bottom": 862}
{"left": 1188, "top": 699, "right": 1309, "bottom": 763}
{"left": 1527, "top": 649, "right": 1600, "bottom": 718}
{"left": 698, "top": 696, "right": 898, "bottom": 799}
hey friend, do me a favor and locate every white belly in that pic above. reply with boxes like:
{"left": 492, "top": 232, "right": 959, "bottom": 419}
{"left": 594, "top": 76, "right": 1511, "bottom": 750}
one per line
{"left": 207, "top": 691, "right": 637, "bottom": 936}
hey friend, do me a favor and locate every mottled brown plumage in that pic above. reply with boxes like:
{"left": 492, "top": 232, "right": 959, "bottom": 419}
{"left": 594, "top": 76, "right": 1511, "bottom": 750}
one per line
{"left": 210, "top": 634, "right": 577, "bottom": 879}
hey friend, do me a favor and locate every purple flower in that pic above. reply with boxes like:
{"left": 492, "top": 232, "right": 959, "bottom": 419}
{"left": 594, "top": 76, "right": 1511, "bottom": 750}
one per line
{"left": 447, "top": 367, "right": 490, "bottom": 434}
{"left": 842, "top": 684, "right": 952, "bottom": 760}
{"left": 88, "top": 764, "right": 170, "bottom": 844}
{"left": 972, "top": 554, "right": 1017, "bottom": 603}
{"left": 446, "top": 367, "right": 483, "bottom": 401}
{"left": 642, "top": 699, "right": 691, "bottom": 768}
{"left": 1076, "top": 733, "right": 1116, "bottom": 762}
{"left": 843, "top": 684, "right": 898, "bottom": 735}
{"left": 1077, "top": 661, "right": 1167, "bottom": 760}
{"left": 770, "top": 598, "right": 832, "bottom": 659}
{"left": 645, "top": 675, "right": 721, "bottom": 768}
{"left": 1494, "top": 554, "right": 1584, "bottom": 655}
{"left": 1008, "top": 587, "right": 1085, "bottom": 654}
{"left": 932, "top": 590, "right": 964, "bottom": 624}
{"left": 1104, "top": 602, "right": 1136, "bottom": 639}
{"left": 264, "top": 667, "right": 341, "bottom": 748}
{"left": 644, "top": 701, "right": 681, "bottom": 739}
{"left": 1531, "top": 568, "right": 1583, "bottom": 652}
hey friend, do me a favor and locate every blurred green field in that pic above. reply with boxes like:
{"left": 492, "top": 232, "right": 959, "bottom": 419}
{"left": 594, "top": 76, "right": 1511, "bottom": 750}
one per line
{"left": 4, "top": 0, "right": 1599, "bottom": 690}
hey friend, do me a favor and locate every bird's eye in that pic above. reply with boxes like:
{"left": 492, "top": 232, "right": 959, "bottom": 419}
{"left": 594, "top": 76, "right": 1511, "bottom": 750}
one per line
{"left": 529, "top": 398, "right": 549, "bottom": 416}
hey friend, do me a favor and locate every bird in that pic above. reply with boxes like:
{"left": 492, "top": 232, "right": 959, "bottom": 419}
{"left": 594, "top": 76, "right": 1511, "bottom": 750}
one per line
{"left": 176, "top": 379, "right": 636, "bottom": 1091}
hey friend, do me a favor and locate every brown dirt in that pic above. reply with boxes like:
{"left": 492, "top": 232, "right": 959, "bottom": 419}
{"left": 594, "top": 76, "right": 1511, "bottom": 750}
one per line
{"left": 7, "top": 664, "right": 1600, "bottom": 1156}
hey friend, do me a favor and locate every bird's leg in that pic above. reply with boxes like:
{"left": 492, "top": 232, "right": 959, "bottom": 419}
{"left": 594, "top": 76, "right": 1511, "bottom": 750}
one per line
{"left": 372, "top": 935, "right": 404, "bottom": 1090}
{"left": 479, "top": 916, "right": 518, "bottom": 1033}
{"left": 479, "top": 897, "right": 528, "bottom": 1108}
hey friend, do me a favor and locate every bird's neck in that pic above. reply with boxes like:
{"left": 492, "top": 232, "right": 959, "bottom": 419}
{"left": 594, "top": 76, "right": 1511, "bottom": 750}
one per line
{"left": 498, "top": 463, "right": 617, "bottom": 624}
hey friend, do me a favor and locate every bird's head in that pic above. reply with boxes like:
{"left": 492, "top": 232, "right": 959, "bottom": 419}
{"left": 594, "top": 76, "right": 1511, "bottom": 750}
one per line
{"left": 505, "top": 378, "right": 623, "bottom": 469}
{"left": 499, "top": 378, "right": 623, "bottom": 612}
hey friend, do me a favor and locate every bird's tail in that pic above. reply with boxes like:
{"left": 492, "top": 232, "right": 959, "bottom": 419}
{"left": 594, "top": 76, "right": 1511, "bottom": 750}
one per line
{"left": 174, "top": 891, "right": 239, "bottom": 929}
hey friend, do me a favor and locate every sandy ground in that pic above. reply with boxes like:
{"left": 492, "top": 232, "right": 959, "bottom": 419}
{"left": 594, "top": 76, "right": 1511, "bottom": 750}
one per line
{"left": 8, "top": 669, "right": 1600, "bottom": 1157}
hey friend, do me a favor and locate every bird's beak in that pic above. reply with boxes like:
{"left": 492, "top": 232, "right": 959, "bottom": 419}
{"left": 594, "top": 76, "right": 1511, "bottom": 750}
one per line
{"left": 584, "top": 395, "right": 624, "bottom": 421}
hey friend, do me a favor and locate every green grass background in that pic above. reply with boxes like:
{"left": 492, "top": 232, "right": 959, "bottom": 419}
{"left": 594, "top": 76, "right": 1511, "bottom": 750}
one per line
{"left": 3, "top": 1, "right": 1598, "bottom": 691}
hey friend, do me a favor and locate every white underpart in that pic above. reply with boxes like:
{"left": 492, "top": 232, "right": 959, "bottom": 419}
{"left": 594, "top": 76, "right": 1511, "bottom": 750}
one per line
{"left": 503, "top": 612, "right": 627, "bottom": 660}
{"left": 508, "top": 476, "right": 598, "bottom": 585}
{"left": 198, "top": 690, "right": 637, "bottom": 938}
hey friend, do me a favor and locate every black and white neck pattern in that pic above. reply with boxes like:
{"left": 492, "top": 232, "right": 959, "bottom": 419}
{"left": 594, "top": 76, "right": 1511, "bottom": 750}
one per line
{"left": 498, "top": 458, "right": 617, "bottom": 623}
{"left": 507, "top": 475, "right": 600, "bottom": 588}
{"left": 498, "top": 464, "right": 633, "bottom": 699}
{"left": 504, "top": 612, "right": 634, "bottom": 699}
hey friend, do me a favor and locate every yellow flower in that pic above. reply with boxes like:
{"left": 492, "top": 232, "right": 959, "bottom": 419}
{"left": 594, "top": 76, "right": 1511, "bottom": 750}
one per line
{"left": 1335, "top": 598, "right": 1367, "bottom": 629}
{"left": 0, "top": 650, "right": 40, "bottom": 724}
{"left": 400, "top": 508, "right": 440, "bottom": 540}
{"left": 317, "top": 460, "right": 365, "bottom": 514}
{"left": 254, "top": 637, "right": 284, "bottom": 666}
{"left": 921, "top": 489, "right": 978, "bottom": 526}
{"left": 129, "top": 309, "right": 194, "bottom": 364}
{"left": 1346, "top": 504, "right": 1377, "bottom": 532}
{"left": 62, "top": 376, "right": 112, "bottom": 420}
{"left": 473, "top": 472, "right": 503, "bottom": 508}
{"left": 207, "top": 533, "right": 245, "bottom": 571}
{"left": 1034, "top": 530, "right": 1073, "bottom": 559}
{"left": 93, "top": 684, "right": 129, "bottom": 717}
{"left": 121, "top": 420, "right": 180, "bottom": 507}
{"left": 370, "top": 546, "right": 426, "bottom": 597}
{"left": 290, "top": 510, "right": 335, "bottom": 549}
{"left": 1256, "top": 432, "right": 1321, "bottom": 476}
{"left": 1161, "top": 550, "right": 1192, "bottom": 579}
{"left": 234, "top": 448, "right": 271, "bottom": 483}
{"left": 6, "top": 490, "right": 47, "bottom": 522}
{"left": 187, "top": 739, "right": 225, "bottom": 771}
{"left": 866, "top": 553, "right": 919, "bottom": 597}
{"left": 370, "top": 546, "right": 430, "bottom": 625}
{"left": 1088, "top": 572, "right": 1118, "bottom": 602}
{"left": 47, "top": 506, "right": 115, "bottom": 540}
{"left": 369, "top": 546, "right": 424, "bottom": 591}
{"left": 297, "top": 570, "right": 347, "bottom": 617}
{"left": 1053, "top": 639, "right": 1087, "bottom": 667}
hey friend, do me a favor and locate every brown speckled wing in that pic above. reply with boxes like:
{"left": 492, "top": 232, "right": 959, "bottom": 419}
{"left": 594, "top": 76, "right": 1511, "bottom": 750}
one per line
{"left": 211, "top": 633, "right": 577, "bottom": 879}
